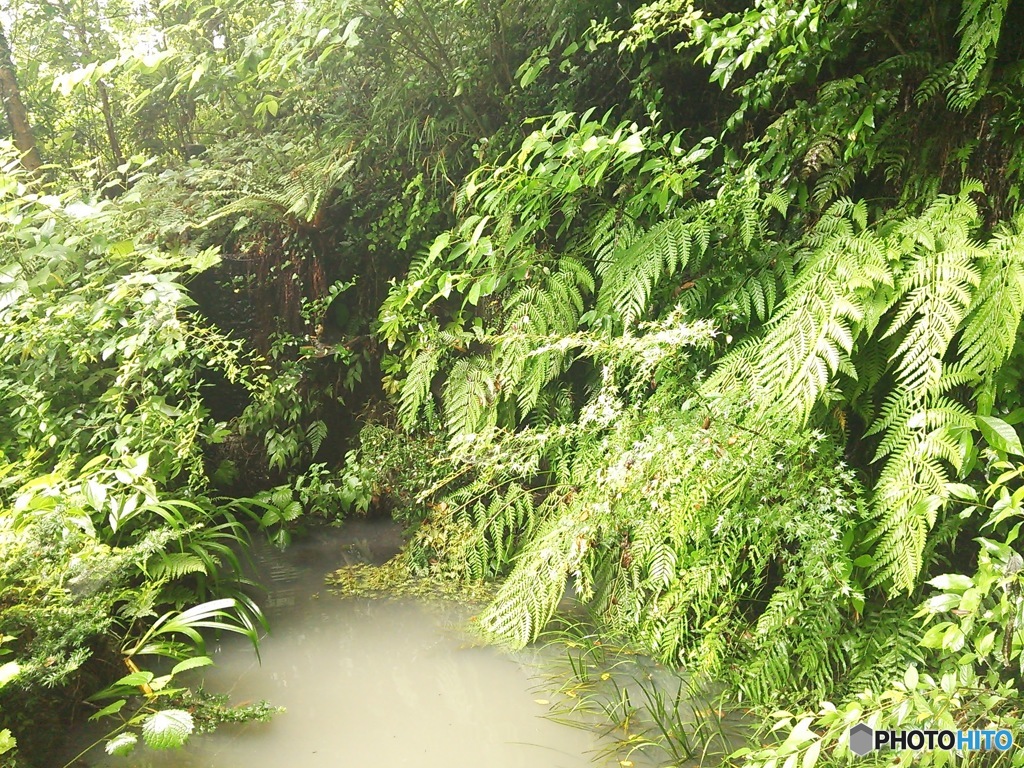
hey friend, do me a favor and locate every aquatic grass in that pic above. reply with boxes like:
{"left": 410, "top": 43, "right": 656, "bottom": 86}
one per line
{"left": 530, "top": 620, "right": 738, "bottom": 767}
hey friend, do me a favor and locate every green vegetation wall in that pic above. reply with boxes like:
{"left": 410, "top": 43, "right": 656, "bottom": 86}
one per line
{"left": 3, "top": 0, "right": 1024, "bottom": 766}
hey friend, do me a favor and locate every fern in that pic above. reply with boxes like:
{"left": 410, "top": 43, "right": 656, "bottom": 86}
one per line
{"left": 307, "top": 419, "right": 328, "bottom": 458}
{"left": 866, "top": 372, "right": 976, "bottom": 588}
{"left": 839, "top": 602, "right": 923, "bottom": 695}
{"left": 733, "top": 247, "right": 795, "bottom": 323}
{"left": 948, "top": 0, "right": 1009, "bottom": 110}
{"left": 202, "top": 145, "right": 355, "bottom": 227}
{"left": 812, "top": 159, "right": 861, "bottom": 207}
{"left": 373, "top": 30, "right": 1024, "bottom": 716}
{"left": 709, "top": 199, "right": 890, "bottom": 424}
{"left": 147, "top": 552, "right": 208, "bottom": 581}
{"left": 452, "top": 483, "right": 537, "bottom": 580}
{"left": 860, "top": 191, "right": 987, "bottom": 589}
{"left": 496, "top": 256, "right": 593, "bottom": 414}
{"left": 597, "top": 213, "right": 710, "bottom": 327}
{"left": 957, "top": 214, "right": 1024, "bottom": 411}
{"left": 398, "top": 341, "right": 445, "bottom": 430}
{"left": 741, "top": 588, "right": 848, "bottom": 703}
{"left": 442, "top": 357, "right": 499, "bottom": 437}
{"left": 882, "top": 193, "right": 983, "bottom": 391}
{"left": 589, "top": 207, "right": 638, "bottom": 276}
{"left": 479, "top": 510, "right": 595, "bottom": 647}
{"left": 915, "top": 61, "right": 956, "bottom": 106}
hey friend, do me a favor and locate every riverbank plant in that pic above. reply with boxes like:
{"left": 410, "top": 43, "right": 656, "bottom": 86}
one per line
{"left": 366, "top": 0, "right": 1024, "bottom": 763}
{"left": 0, "top": 153, "right": 281, "bottom": 763}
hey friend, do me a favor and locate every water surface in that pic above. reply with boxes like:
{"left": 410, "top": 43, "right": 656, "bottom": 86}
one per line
{"left": 81, "top": 522, "right": 606, "bottom": 768}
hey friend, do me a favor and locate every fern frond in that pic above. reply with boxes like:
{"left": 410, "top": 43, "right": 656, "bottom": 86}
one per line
{"left": 709, "top": 205, "right": 890, "bottom": 424}
{"left": 915, "top": 61, "right": 956, "bottom": 105}
{"left": 734, "top": 259, "right": 784, "bottom": 323}
{"left": 307, "top": 420, "right": 328, "bottom": 457}
{"left": 869, "top": 453, "right": 948, "bottom": 591}
{"left": 202, "top": 146, "right": 355, "bottom": 226}
{"left": 868, "top": 376, "right": 975, "bottom": 590}
{"left": 477, "top": 255, "right": 597, "bottom": 420}
{"left": 879, "top": 193, "right": 982, "bottom": 399}
{"left": 597, "top": 215, "right": 708, "bottom": 327}
{"left": 948, "top": 0, "right": 1009, "bottom": 110}
{"left": 147, "top": 552, "right": 208, "bottom": 581}
{"left": 443, "top": 357, "right": 499, "bottom": 437}
{"left": 398, "top": 343, "right": 445, "bottom": 430}
{"left": 812, "top": 160, "right": 861, "bottom": 207}
{"left": 958, "top": 220, "right": 1024, "bottom": 408}
{"left": 479, "top": 511, "right": 595, "bottom": 647}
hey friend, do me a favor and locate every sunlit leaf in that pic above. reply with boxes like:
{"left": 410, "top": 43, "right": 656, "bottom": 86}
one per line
{"left": 105, "top": 732, "right": 138, "bottom": 756}
{"left": 142, "top": 710, "right": 194, "bottom": 750}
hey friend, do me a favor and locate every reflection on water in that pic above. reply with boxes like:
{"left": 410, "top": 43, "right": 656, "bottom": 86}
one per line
{"left": 81, "top": 522, "right": 605, "bottom": 768}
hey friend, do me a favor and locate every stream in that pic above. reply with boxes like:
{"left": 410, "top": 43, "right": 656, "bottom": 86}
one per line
{"left": 72, "top": 520, "right": 622, "bottom": 768}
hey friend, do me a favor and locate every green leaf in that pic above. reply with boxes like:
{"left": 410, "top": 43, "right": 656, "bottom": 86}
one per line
{"left": 518, "top": 56, "right": 549, "bottom": 88}
{"left": 341, "top": 15, "right": 362, "bottom": 46}
{"left": 109, "top": 240, "right": 135, "bottom": 258}
{"left": 112, "top": 670, "right": 155, "bottom": 688}
{"left": 0, "top": 728, "right": 15, "bottom": 756}
{"left": 941, "top": 625, "right": 965, "bottom": 652}
{"left": 927, "top": 574, "right": 974, "bottom": 592}
{"left": 105, "top": 732, "right": 138, "bottom": 756}
{"left": 945, "top": 483, "right": 978, "bottom": 501}
{"left": 0, "top": 661, "right": 20, "bottom": 687}
{"left": 90, "top": 699, "right": 127, "bottom": 721}
{"left": 170, "top": 655, "right": 213, "bottom": 676}
{"left": 959, "top": 587, "right": 982, "bottom": 612}
{"left": 619, "top": 132, "right": 645, "bottom": 156}
{"left": 465, "top": 281, "right": 482, "bottom": 307}
{"left": 281, "top": 500, "right": 303, "bottom": 521}
{"left": 977, "top": 416, "right": 1023, "bottom": 456}
{"left": 271, "top": 487, "right": 292, "bottom": 509}
{"left": 802, "top": 739, "right": 822, "bottom": 768}
{"left": 977, "top": 629, "right": 997, "bottom": 656}
{"left": 920, "top": 622, "right": 952, "bottom": 648}
{"left": 142, "top": 710, "right": 194, "bottom": 750}
{"left": 84, "top": 479, "right": 108, "bottom": 510}
{"left": 924, "top": 593, "right": 961, "bottom": 612}
{"left": 903, "top": 665, "right": 919, "bottom": 691}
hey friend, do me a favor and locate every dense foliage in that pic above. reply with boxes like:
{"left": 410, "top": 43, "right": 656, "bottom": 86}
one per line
{"left": 2, "top": 0, "right": 1024, "bottom": 765}
{"left": 0, "top": 154, "right": 285, "bottom": 765}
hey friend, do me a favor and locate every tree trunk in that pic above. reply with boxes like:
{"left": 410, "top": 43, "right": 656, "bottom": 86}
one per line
{"left": 61, "top": 0, "right": 125, "bottom": 173}
{"left": 96, "top": 80, "right": 125, "bottom": 170}
{"left": 0, "top": 26, "right": 43, "bottom": 174}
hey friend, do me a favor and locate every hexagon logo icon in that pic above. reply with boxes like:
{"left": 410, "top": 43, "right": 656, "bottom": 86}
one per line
{"left": 849, "top": 723, "right": 874, "bottom": 756}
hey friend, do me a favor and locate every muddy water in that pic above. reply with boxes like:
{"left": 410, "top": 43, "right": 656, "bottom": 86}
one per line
{"left": 80, "top": 521, "right": 607, "bottom": 768}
